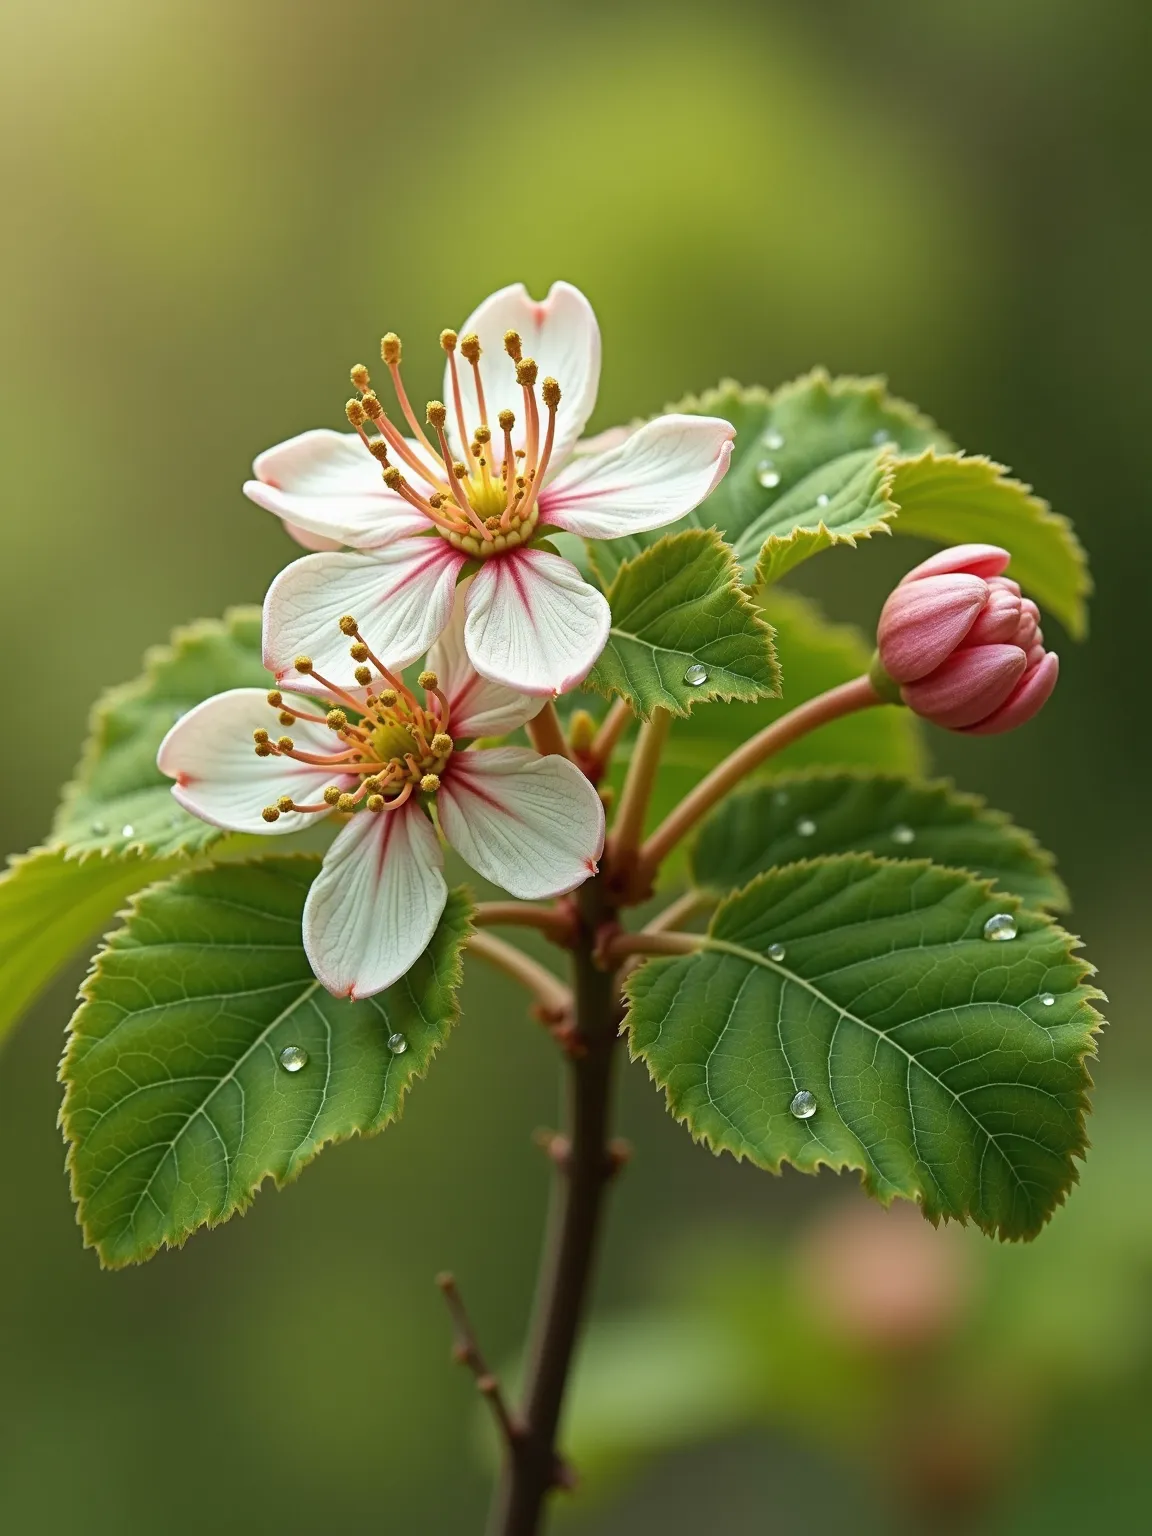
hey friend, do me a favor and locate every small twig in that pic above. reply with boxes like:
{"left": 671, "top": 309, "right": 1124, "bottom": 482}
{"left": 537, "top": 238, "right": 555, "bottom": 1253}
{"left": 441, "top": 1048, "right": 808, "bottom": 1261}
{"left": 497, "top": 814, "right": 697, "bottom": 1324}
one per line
{"left": 474, "top": 901, "right": 574, "bottom": 944}
{"left": 602, "top": 929, "right": 702, "bottom": 966}
{"left": 437, "top": 1273, "right": 522, "bottom": 1454}
{"left": 643, "top": 889, "right": 712, "bottom": 935}
{"left": 585, "top": 698, "right": 633, "bottom": 781}
{"left": 526, "top": 701, "right": 570, "bottom": 759}
{"left": 467, "top": 931, "right": 572, "bottom": 1023}
{"left": 605, "top": 707, "right": 670, "bottom": 885}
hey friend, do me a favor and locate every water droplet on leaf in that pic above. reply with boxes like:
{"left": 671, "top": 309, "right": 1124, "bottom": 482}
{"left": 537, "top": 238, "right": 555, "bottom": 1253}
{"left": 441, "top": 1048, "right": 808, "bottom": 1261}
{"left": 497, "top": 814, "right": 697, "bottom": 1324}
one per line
{"left": 121, "top": 824, "right": 135, "bottom": 838}
{"left": 1040, "top": 992, "right": 1056, "bottom": 1007}
{"left": 90, "top": 821, "right": 108, "bottom": 836}
{"left": 279, "top": 1045, "right": 308, "bottom": 1073}
{"left": 757, "top": 459, "right": 781, "bottom": 489}
{"left": 763, "top": 428, "right": 785, "bottom": 451}
{"left": 871, "top": 428, "right": 890, "bottom": 446}
{"left": 387, "top": 1032, "right": 408, "bottom": 1055}
{"left": 772, "top": 790, "right": 790, "bottom": 807}
{"left": 816, "top": 493, "right": 830, "bottom": 508}
{"left": 790, "top": 1090, "right": 817, "bottom": 1120}
{"left": 683, "top": 663, "right": 708, "bottom": 687}
{"left": 796, "top": 817, "right": 817, "bottom": 837}
{"left": 891, "top": 824, "right": 915, "bottom": 845}
{"left": 767, "top": 942, "right": 786, "bottom": 962}
{"left": 983, "top": 912, "right": 1017, "bottom": 942}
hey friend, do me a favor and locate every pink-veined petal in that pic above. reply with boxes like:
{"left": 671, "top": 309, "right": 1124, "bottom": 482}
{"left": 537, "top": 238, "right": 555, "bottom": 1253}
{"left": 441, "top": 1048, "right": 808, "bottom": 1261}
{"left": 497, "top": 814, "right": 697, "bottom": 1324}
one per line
{"left": 445, "top": 281, "right": 600, "bottom": 476}
{"left": 263, "top": 540, "right": 466, "bottom": 685}
{"left": 540, "top": 414, "right": 735, "bottom": 539}
{"left": 964, "top": 652, "right": 1059, "bottom": 736}
{"left": 303, "top": 802, "right": 447, "bottom": 999}
{"left": 427, "top": 594, "right": 542, "bottom": 739}
{"left": 438, "top": 748, "right": 604, "bottom": 900}
{"left": 463, "top": 549, "right": 611, "bottom": 697}
{"left": 245, "top": 428, "right": 434, "bottom": 549}
{"left": 157, "top": 689, "right": 351, "bottom": 834}
{"left": 901, "top": 645, "right": 1027, "bottom": 730}
{"left": 903, "top": 544, "right": 1012, "bottom": 582}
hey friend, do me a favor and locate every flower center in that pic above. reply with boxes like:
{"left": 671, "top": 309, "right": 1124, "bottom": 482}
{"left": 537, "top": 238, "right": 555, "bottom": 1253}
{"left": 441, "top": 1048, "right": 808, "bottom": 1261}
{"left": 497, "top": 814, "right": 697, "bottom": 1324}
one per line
{"left": 342, "top": 326, "right": 563, "bottom": 560}
{"left": 253, "top": 617, "right": 454, "bottom": 825}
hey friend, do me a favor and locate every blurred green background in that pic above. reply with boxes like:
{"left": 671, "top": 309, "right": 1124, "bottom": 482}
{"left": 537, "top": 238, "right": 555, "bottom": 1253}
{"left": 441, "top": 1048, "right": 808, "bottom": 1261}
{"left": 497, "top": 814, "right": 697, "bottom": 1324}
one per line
{"left": 2, "top": 1, "right": 1148, "bottom": 1530}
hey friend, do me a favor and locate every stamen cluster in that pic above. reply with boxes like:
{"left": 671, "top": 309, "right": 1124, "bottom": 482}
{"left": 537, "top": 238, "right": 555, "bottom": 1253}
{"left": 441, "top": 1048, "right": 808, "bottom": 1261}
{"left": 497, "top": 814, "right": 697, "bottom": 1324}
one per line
{"left": 254, "top": 614, "right": 453, "bottom": 822}
{"left": 343, "top": 327, "right": 562, "bottom": 560}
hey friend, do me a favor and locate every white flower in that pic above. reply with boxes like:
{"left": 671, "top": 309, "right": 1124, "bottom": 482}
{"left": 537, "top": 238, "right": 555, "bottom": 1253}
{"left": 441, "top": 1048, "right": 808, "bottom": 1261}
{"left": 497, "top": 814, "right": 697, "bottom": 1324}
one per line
{"left": 248, "top": 282, "right": 735, "bottom": 697}
{"left": 157, "top": 605, "right": 605, "bottom": 999}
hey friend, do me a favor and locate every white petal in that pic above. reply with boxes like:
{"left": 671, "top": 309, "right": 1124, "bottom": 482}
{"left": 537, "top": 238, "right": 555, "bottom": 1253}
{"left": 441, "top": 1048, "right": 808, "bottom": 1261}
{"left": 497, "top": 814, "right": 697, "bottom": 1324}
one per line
{"left": 262, "top": 540, "right": 466, "bottom": 685}
{"left": 445, "top": 281, "right": 600, "bottom": 476}
{"left": 245, "top": 429, "right": 432, "bottom": 549}
{"left": 539, "top": 414, "right": 735, "bottom": 539}
{"left": 427, "top": 592, "right": 543, "bottom": 739}
{"left": 438, "top": 748, "right": 604, "bottom": 900}
{"left": 303, "top": 802, "right": 447, "bottom": 999}
{"left": 463, "top": 549, "right": 611, "bottom": 697}
{"left": 157, "top": 689, "right": 348, "bottom": 834}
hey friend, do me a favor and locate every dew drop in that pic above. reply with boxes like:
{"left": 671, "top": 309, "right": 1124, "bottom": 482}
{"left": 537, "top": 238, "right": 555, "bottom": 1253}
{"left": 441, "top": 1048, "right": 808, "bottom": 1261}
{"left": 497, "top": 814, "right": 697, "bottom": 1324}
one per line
{"left": 121, "top": 824, "right": 135, "bottom": 839}
{"left": 767, "top": 942, "right": 786, "bottom": 962}
{"left": 1039, "top": 992, "right": 1056, "bottom": 1007}
{"left": 772, "top": 789, "right": 790, "bottom": 807}
{"left": 763, "top": 428, "right": 785, "bottom": 451}
{"left": 387, "top": 1032, "right": 408, "bottom": 1055}
{"left": 757, "top": 459, "right": 781, "bottom": 489}
{"left": 790, "top": 1089, "right": 817, "bottom": 1120}
{"left": 683, "top": 663, "right": 709, "bottom": 687}
{"left": 891, "top": 824, "right": 916, "bottom": 845}
{"left": 796, "top": 817, "right": 817, "bottom": 837}
{"left": 816, "top": 493, "right": 831, "bottom": 508}
{"left": 983, "top": 912, "right": 1018, "bottom": 943}
{"left": 279, "top": 1044, "right": 308, "bottom": 1073}
{"left": 90, "top": 820, "right": 108, "bottom": 836}
{"left": 871, "top": 428, "right": 891, "bottom": 446}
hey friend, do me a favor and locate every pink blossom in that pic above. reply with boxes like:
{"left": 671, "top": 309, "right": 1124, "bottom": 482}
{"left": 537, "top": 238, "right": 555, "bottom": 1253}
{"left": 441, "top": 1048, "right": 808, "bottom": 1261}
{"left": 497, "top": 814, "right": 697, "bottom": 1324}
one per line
{"left": 876, "top": 544, "right": 1059, "bottom": 734}
{"left": 247, "top": 282, "right": 734, "bottom": 697}
{"left": 157, "top": 604, "right": 605, "bottom": 999}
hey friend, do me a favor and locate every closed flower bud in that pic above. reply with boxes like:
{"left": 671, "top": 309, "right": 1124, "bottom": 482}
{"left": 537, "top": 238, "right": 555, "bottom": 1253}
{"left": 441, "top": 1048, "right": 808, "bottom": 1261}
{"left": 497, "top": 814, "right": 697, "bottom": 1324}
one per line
{"left": 875, "top": 544, "right": 1059, "bottom": 735}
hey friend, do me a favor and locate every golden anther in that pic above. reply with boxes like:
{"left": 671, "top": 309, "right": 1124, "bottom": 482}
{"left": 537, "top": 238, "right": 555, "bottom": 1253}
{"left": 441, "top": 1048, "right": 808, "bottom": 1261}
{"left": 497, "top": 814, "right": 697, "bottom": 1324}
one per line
{"left": 516, "top": 358, "right": 539, "bottom": 388}
{"left": 350, "top": 364, "right": 370, "bottom": 390}
{"left": 428, "top": 492, "right": 445, "bottom": 509}
{"left": 381, "top": 332, "right": 402, "bottom": 365}
{"left": 420, "top": 773, "right": 441, "bottom": 794}
{"left": 277, "top": 796, "right": 295, "bottom": 813}
{"left": 277, "top": 735, "right": 294, "bottom": 751}
{"left": 515, "top": 448, "right": 526, "bottom": 459}
{"left": 383, "top": 465, "right": 404, "bottom": 489}
{"left": 367, "top": 440, "right": 390, "bottom": 463}
{"left": 430, "top": 732, "right": 452, "bottom": 755}
{"left": 417, "top": 670, "right": 439, "bottom": 690}
{"left": 254, "top": 742, "right": 273, "bottom": 757}
{"left": 367, "top": 794, "right": 385, "bottom": 812}
{"left": 253, "top": 728, "right": 270, "bottom": 744}
{"left": 475, "top": 424, "right": 492, "bottom": 444}
{"left": 338, "top": 615, "right": 359, "bottom": 635}
{"left": 346, "top": 399, "right": 366, "bottom": 427}
{"left": 294, "top": 655, "right": 314, "bottom": 673}
{"left": 378, "top": 688, "right": 398, "bottom": 707}
{"left": 460, "top": 333, "right": 481, "bottom": 363}
{"left": 323, "top": 786, "right": 342, "bottom": 806}
{"left": 337, "top": 792, "right": 357, "bottom": 813}
{"left": 363, "top": 776, "right": 382, "bottom": 793}
{"left": 497, "top": 408, "right": 515, "bottom": 431}
{"left": 485, "top": 515, "right": 501, "bottom": 530}
{"left": 452, "top": 461, "right": 467, "bottom": 479}
{"left": 326, "top": 709, "right": 348, "bottom": 731}
{"left": 503, "top": 330, "right": 523, "bottom": 361}
{"left": 278, "top": 711, "right": 296, "bottom": 726}
{"left": 266, "top": 690, "right": 282, "bottom": 707}
{"left": 354, "top": 665, "right": 372, "bottom": 685}
{"left": 440, "top": 328, "right": 458, "bottom": 352}
{"left": 426, "top": 400, "right": 448, "bottom": 428}
{"left": 541, "top": 376, "right": 561, "bottom": 409}
{"left": 569, "top": 710, "right": 597, "bottom": 753}
{"left": 261, "top": 806, "right": 281, "bottom": 823}
{"left": 349, "top": 640, "right": 369, "bottom": 661}
{"left": 361, "top": 392, "right": 384, "bottom": 421}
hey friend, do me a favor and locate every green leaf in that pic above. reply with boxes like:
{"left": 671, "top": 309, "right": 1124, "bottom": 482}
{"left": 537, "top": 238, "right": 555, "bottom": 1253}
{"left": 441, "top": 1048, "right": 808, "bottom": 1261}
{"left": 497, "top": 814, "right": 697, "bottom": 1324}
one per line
{"left": 590, "top": 372, "right": 949, "bottom": 588}
{"left": 623, "top": 589, "right": 925, "bottom": 850}
{"left": 626, "top": 855, "right": 1102, "bottom": 1239}
{"left": 53, "top": 607, "right": 270, "bottom": 861}
{"left": 691, "top": 771, "right": 1068, "bottom": 911}
{"left": 585, "top": 528, "right": 780, "bottom": 720}
{"left": 890, "top": 451, "right": 1091, "bottom": 639}
{"left": 0, "top": 847, "right": 179, "bottom": 1051}
{"left": 61, "top": 857, "right": 474, "bottom": 1267}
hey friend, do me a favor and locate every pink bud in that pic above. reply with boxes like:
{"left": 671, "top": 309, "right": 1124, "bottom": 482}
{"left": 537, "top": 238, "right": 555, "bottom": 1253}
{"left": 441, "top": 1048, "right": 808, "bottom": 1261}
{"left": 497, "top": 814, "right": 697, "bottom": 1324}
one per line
{"left": 876, "top": 544, "right": 1059, "bottom": 734}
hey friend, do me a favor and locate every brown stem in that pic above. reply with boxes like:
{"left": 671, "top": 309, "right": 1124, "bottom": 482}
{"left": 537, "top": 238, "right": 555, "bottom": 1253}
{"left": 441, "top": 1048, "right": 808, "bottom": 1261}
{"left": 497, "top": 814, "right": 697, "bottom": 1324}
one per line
{"left": 474, "top": 901, "right": 573, "bottom": 942}
{"left": 467, "top": 931, "right": 572, "bottom": 1022}
{"left": 488, "top": 879, "right": 622, "bottom": 1535}
{"left": 437, "top": 1272, "right": 524, "bottom": 1457}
